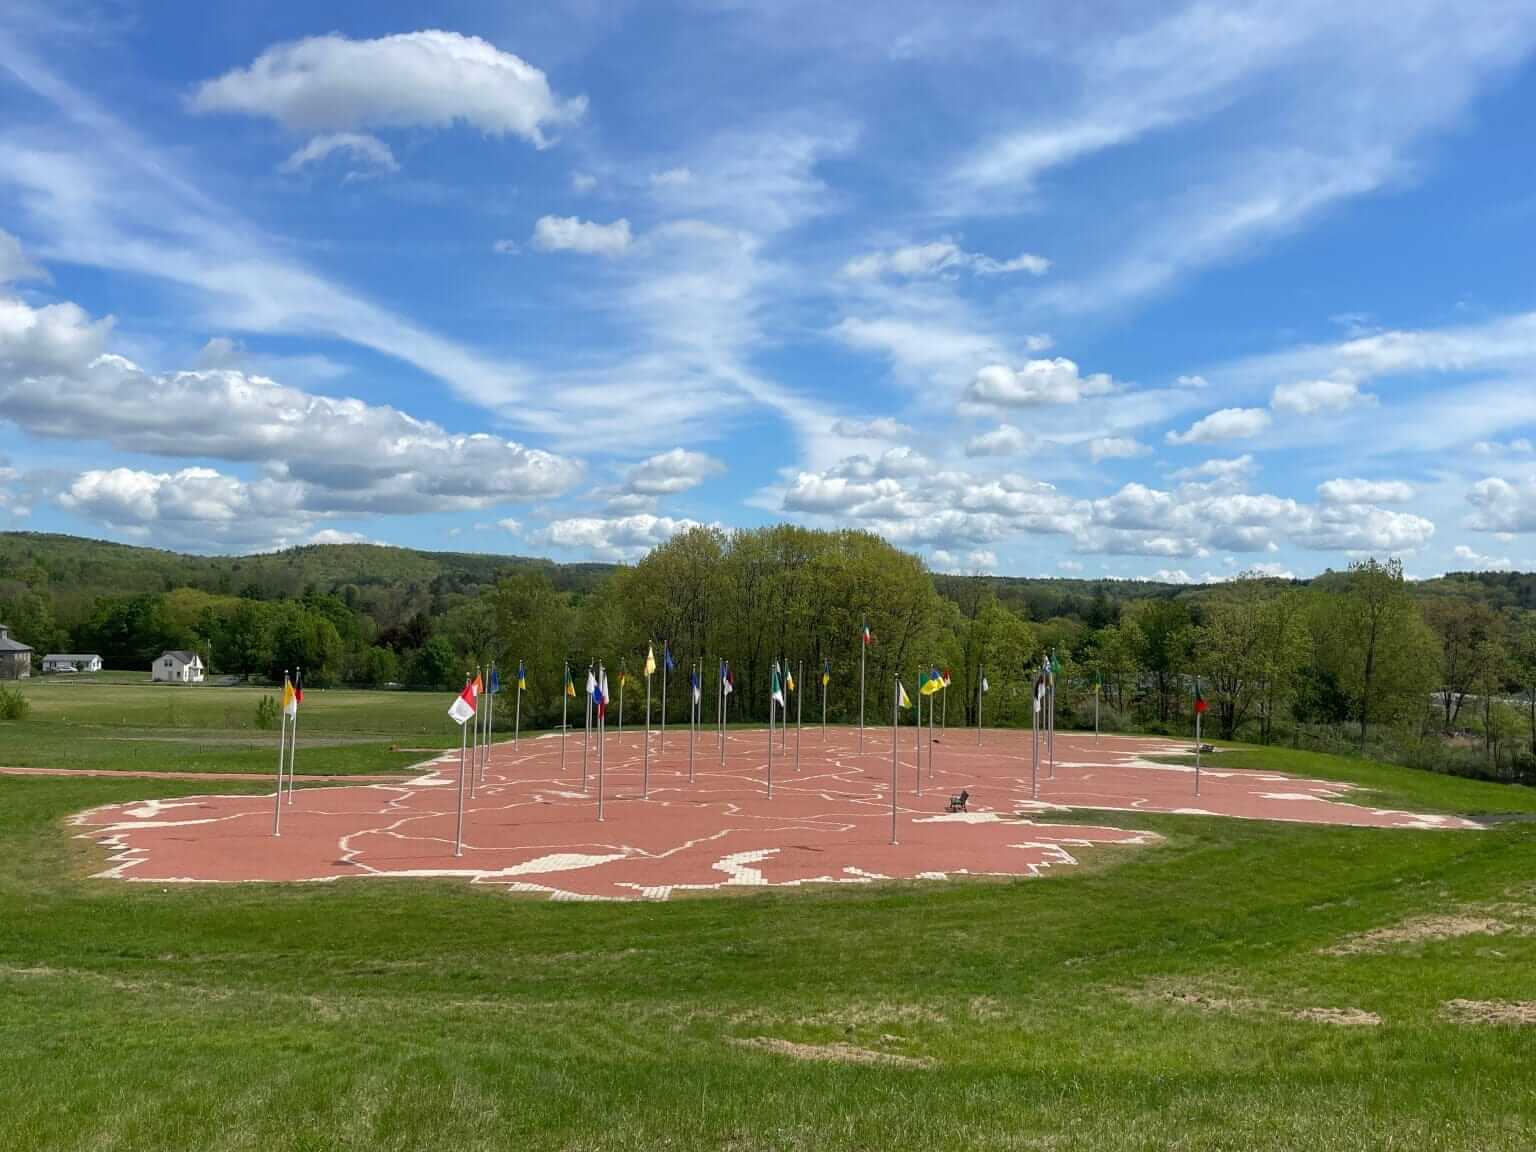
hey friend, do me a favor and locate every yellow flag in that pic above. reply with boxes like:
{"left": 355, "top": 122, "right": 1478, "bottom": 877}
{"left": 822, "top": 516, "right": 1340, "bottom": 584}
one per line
{"left": 897, "top": 681, "right": 912, "bottom": 709}
{"left": 644, "top": 644, "right": 657, "bottom": 677}
{"left": 281, "top": 677, "right": 297, "bottom": 717}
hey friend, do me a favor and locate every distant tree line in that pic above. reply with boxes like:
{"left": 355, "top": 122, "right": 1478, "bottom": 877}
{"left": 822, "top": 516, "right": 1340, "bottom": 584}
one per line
{"left": 2, "top": 528, "right": 1535, "bottom": 781}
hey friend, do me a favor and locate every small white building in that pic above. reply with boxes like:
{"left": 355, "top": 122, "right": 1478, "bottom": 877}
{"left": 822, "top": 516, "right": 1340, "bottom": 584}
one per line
{"left": 42, "top": 653, "right": 103, "bottom": 674}
{"left": 152, "top": 650, "right": 205, "bottom": 683}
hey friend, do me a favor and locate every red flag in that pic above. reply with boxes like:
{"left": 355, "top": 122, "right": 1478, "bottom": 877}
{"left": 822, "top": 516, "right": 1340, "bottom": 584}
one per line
{"left": 1194, "top": 694, "right": 1208, "bottom": 715}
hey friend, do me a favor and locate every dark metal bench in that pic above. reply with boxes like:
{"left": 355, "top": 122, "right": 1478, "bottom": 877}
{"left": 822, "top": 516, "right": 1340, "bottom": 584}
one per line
{"left": 946, "top": 789, "right": 969, "bottom": 813}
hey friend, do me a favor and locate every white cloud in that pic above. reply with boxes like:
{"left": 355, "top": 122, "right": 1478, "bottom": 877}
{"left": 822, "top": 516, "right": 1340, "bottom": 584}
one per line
{"left": 1166, "top": 408, "right": 1270, "bottom": 445}
{"left": 571, "top": 172, "right": 597, "bottom": 193}
{"left": 190, "top": 30, "right": 585, "bottom": 148}
{"left": 1171, "top": 455, "right": 1257, "bottom": 482}
{"left": 0, "top": 297, "right": 581, "bottom": 516}
{"left": 1317, "top": 478, "right": 1415, "bottom": 505}
{"left": 650, "top": 167, "right": 693, "bottom": 187}
{"left": 966, "top": 357, "right": 1115, "bottom": 407}
{"left": 531, "top": 215, "right": 633, "bottom": 256}
{"left": 1087, "top": 436, "right": 1147, "bottom": 462}
{"left": 1452, "top": 543, "right": 1511, "bottom": 570}
{"left": 1176, "top": 374, "right": 1209, "bottom": 389}
{"left": 497, "top": 518, "right": 521, "bottom": 535}
{"left": 1271, "top": 377, "right": 1375, "bottom": 415}
{"left": 278, "top": 133, "right": 398, "bottom": 177}
{"left": 1295, "top": 504, "right": 1435, "bottom": 552}
{"left": 931, "top": 548, "right": 998, "bottom": 574}
{"left": 843, "top": 239, "right": 1049, "bottom": 280}
{"left": 58, "top": 466, "right": 309, "bottom": 551}
{"left": 1467, "top": 476, "right": 1536, "bottom": 533}
{"left": 622, "top": 447, "right": 724, "bottom": 495}
{"left": 965, "top": 424, "right": 1033, "bottom": 457}
{"left": 537, "top": 513, "right": 705, "bottom": 561}
{"left": 830, "top": 417, "right": 912, "bottom": 441}
{"left": 0, "top": 230, "right": 45, "bottom": 285}
{"left": 307, "top": 528, "right": 380, "bottom": 546}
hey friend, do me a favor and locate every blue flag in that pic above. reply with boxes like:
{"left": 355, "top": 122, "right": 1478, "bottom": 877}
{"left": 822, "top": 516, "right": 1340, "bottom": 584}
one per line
{"left": 488, "top": 665, "right": 501, "bottom": 693}
{"left": 664, "top": 642, "right": 676, "bottom": 672}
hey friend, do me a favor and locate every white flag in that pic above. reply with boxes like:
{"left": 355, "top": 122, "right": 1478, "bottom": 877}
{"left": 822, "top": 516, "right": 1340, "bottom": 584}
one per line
{"left": 586, "top": 669, "right": 597, "bottom": 695}
{"left": 981, "top": 676, "right": 989, "bottom": 694}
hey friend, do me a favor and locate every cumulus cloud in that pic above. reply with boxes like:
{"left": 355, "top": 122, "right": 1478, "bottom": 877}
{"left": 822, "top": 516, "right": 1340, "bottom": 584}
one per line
{"left": 531, "top": 215, "right": 632, "bottom": 256}
{"left": 1467, "top": 476, "right": 1536, "bottom": 532}
{"left": 58, "top": 467, "right": 309, "bottom": 551}
{"left": 966, "top": 357, "right": 1115, "bottom": 407}
{"left": 1166, "top": 407, "right": 1271, "bottom": 445}
{"left": 931, "top": 548, "right": 998, "bottom": 574}
{"left": 537, "top": 513, "right": 705, "bottom": 561}
{"left": 1317, "top": 478, "right": 1415, "bottom": 504}
{"left": 0, "top": 230, "right": 46, "bottom": 285}
{"left": 0, "top": 296, "right": 580, "bottom": 517}
{"left": 1087, "top": 436, "right": 1148, "bottom": 462}
{"left": 1295, "top": 504, "right": 1435, "bottom": 552}
{"left": 1172, "top": 455, "right": 1257, "bottom": 482}
{"left": 278, "top": 132, "right": 398, "bottom": 177}
{"left": 843, "top": 239, "right": 1049, "bottom": 280}
{"left": 831, "top": 416, "right": 912, "bottom": 441}
{"left": 1452, "top": 543, "right": 1511, "bottom": 570}
{"left": 1271, "top": 377, "right": 1376, "bottom": 415}
{"left": 307, "top": 528, "right": 381, "bottom": 545}
{"left": 621, "top": 447, "right": 724, "bottom": 495}
{"left": 965, "top": 424, "right": 1033, "bottom": 457}
{"left": 190, "top": 30, "right": 585, "bottom": 148}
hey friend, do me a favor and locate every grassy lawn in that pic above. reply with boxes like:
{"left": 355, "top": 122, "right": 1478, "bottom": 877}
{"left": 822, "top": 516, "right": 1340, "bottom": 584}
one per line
{"left": 2, "top": 745, "right": 1536, "bottom": 1149}
{"left": 0, "top": 679, "right": 464, "bottom": 776}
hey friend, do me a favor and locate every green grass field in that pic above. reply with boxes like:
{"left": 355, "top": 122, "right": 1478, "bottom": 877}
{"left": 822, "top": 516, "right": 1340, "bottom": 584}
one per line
{"left": 3, "top": 693, "right": 1536, "bottom": 1148}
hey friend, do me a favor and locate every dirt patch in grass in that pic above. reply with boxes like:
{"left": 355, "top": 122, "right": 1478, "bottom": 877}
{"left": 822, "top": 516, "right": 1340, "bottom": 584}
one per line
{"left": 1289, "top": 1007, "right": 1381, "bottom": 1027}
{"left": 729, "top": 1036, "right": 933, "bottom": 1068}
{"left": 1441, "top": 999, "right": 1536, "bottom": 1026}
{"left": 1322, "top": 915, "right": 1525, "bottom": 956}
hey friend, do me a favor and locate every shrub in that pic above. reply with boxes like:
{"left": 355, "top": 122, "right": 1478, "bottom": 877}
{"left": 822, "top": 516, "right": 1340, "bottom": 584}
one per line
{"left": 254, "top": 694, "right": 278, "bottom": 730}
{"left": 0, "top": 684, "right": 31, "bottom": 721}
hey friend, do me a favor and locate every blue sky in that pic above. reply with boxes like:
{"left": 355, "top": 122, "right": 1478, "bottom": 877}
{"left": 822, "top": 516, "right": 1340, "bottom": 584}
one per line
{"left": 2, "top": 1, "right": 1536, "bottom": 579}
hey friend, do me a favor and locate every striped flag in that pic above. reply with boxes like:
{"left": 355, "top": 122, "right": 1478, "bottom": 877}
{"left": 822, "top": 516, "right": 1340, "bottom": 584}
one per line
{"left": 564, "top": 666, "right": 576, "bottom": 698}
{"left": 770, "top": 663, "right": 785, "bottom": 707}
{"left": 821, "top": 660, "right": 831, "bottom": 687}
{"left": 448, "top": 680, "right": 476, "bottom": 724}
{"left": 897, "top": 680, "right": 912, "bottom": 708}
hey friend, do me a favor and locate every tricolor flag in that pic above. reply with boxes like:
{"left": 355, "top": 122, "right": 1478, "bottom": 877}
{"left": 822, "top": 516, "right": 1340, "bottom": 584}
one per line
{"left": 293, "top": 670, "right": 303, "bottom": 706}
{"left": 282, "top": 675, "right": 298, "bottom": 718}
{"left": 821, "top": 660, "right": 831, "bottom": 687}
{"left": 784, "top": 663, "right": 796, "bottom": 693}
{"left": 897, "top": 680, "right": 912, "bottom": 709}
{"left": 942, "top": 668, "right": 952, "bottom": 688}
{"left": 1195, "top": 684, "right": 1208, "bottom": 715}
{"left": 564, "top": 666, "right": 576, "bottom": 698}
{"left": 448, "top": 680, "right": 476, "bottom": 724}
{"left": 644, "top": 644, "right": 657, "bottom": 678}
{"left": 722, "top": 661, "right": 734, "bottom": 696}
{"left": 690, "top": 668, "right": 701, "bottom": 705}
{"left": 861, "top": 617, "right": 873, "bottom": 646}
{"left": 593, "top": 671, "right": 607, "bottom": 719}
{"left": 770, "top": 663, "right": 785, "bottom": 707}
{"left": 664, "top": 643, "right": 675, "bottom": 673}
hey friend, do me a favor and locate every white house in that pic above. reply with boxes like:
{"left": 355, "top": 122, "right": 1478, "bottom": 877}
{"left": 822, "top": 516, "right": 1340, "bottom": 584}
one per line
{"left": 42, "top": 653, "right": 103, "bottom": 673}
{"left": 152, "top": 650, "right": 205, "bottom": 683}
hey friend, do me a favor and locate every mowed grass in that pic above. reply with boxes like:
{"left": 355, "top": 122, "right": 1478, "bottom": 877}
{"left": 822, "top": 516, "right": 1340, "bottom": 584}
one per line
{"left": 0, "top": 679, "right": 464, "bottom": 776}
{"left": 2, "top": 742, "right": 1536, "bottom": 1149}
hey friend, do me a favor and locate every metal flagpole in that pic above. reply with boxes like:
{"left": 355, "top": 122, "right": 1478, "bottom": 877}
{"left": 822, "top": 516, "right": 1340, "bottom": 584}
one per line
{"left": 720, "top": 661, "right": 728, "bottom": 765}
{"left": 660, "top": 645, "right": 668, "bottom": 757}
{"left": 890, "top": 677, "right": 899, "bottom": 845}
{"left": 454, "top": 693, "right": 468, "bottom": 857}
{"left": 469, "top": 666, "right": 480, "bottom": 800}
{"left": 821, "top": 660, "right": 827, "bottom": 740}
{"left": 272, "top": 670, "right": 287, "bottom": 837}
{"left": 644, "top": 658, "right": 652, "bottom": 800}
{"left": 858, "top": 618, "right": 867, "bottom": 753}
{"left": 1095, "top": 674, "right": 1101, "bottom": 745}
{"left": 689, "top": 661, "right": 697, "bottom": 784}
{"left": 1032, "top": 675, "right": 1040, "bottom": 800}
{"left": 1048, "top": 653, "right": 1056, "bottom": 780}
{"left": 287, "top": 667, "right": 300, "bottom": 805}
{"left": 942, "top": 678, "right": 948, "bottom": 733}
{"left": 1195, "top": 685, "right": 1203, "bottom": 796}
{"left": 781, "top": 656, "right": 788, "bottom": 751}
{"left": 794, "top": 660, "right": 802, "bottom": 771}
{"left": 914, "top": 670, "right": 923, "bottom": 797}
{"left": 618, "top": 661, "right": 625, "bottom": 744}
{"left": 977, "top": 664, "right": 983, "bottom": 747}
{"left": 514, "top": 664, "right": 522, "bottom": 751}
{"left": 583, "top": 664, "right": 592, "bottom": 792}
{"left": 767, "top": 662, "right": 774, "bottom": 799}
{"left": 597, "top": 663, "right": 606, "bottom": 822}
{"left": 928, "top": 676, "right": 935, "bottom": 785}
{"left": 483, "top": 663, "right": 493, "bottom": 782}
{"left": 561, "top": 662, "right": 569, "bottom": 776}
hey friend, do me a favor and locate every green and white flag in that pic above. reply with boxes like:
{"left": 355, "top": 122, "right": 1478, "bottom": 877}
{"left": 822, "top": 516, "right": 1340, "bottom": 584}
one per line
{"left": 770, "top": 662, "right": 785, "bottom": 707}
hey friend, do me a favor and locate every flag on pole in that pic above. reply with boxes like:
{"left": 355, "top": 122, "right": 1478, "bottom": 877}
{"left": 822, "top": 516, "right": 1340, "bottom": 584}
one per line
{"left": 1094, "top": 669, "right": 1102, "bottom": 696}
{"left": 564, "top": 666, "right": 576, "bottom": 697}
{"left": 294, "top": 670, "right": 303, "bottom": 706}
{"left": 981, "top": 674, "right": 989, "bottom": 694}
{"left": 593, "top": 670, "right": 607, "bottom": 719}
{"left": 449, "top": 681, "right": 477, "bottom": 724}
{"left": 282, "top": 675, "right": 298, "bottom": 718}
{"left": 821, "top": 660, "right": 831, "bottom": 687}
{"left": 585, "top": 667, "right": 597, "bottom": 695}
{"left": 861, "top": 618, "right": 873, "bottom": 646}
{"left": 1033, "top": 675, "right": 1046, "bottom": 714}
{"left": 921, "top": 667, "right": 942, "bottom": 696}
{"left": 471, "top": 672, "right": 483, "bottom": 700}
{"left": 723, "top": 662, "right": 734, "bottom": 696}
{"left": 784, "top": 663, "right": 796, "bottom": 693}
{"left": 897, "top": 680, "right": 912, "bottom": 708}
{"left": 644, "top": 644, "right": 657, "bottom": 677}
{"left": 1195, "top": 690, "right": 1208, "bottom": 715}
{"left": 664, "top": 643, "right": 675, "bottom": 673}
{"left": 690, "top": 668, "right": 701, "bottom": 705}
{"left": 512, "top": 663, "right": 523, "bottom": 691}
{"left": 942, "top": 668, "right": 952, "bottom": 688}
{"left": 770, "top": 663, "right": 785, "bottom": 706}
